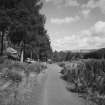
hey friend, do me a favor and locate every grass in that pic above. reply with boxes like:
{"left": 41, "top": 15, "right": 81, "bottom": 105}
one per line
{"left": 60, "top": 59, "right": 105, "bottom": 105}
{"left": 0, "top": 58, "right": 45, "bottom": 105}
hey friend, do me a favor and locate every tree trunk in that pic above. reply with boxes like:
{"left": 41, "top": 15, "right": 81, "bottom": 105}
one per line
{"left": 0, "top": 32, "right": 4, "bottom": 56}
{"left": 30, "top": 51, "right": 32, "bottom": 59}
{"left": 20, "top": 50, "right": 24, "bottom": 62}
{"left": 20, "top": 41, "right": 25, "bottom": 63}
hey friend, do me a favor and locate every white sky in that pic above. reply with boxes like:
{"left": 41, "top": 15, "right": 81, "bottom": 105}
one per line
{"left": 41, "top": 0, "right": 105, "bottom": 51}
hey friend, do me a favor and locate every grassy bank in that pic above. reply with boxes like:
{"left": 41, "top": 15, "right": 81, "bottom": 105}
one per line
{"left": 59, "top": 59, "right": 105, "bottom": 105}
{"left": 0, "top": 58, "right": 46, "bottom": 105}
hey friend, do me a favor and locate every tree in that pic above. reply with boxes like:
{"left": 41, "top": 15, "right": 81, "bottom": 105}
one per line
{"left": 0, "top": 14, "right": 10, "bottom": 55}
{"left": 0, "top": 0, "right": 52, "bottom": 61}
{"left": 0, "top": 0, "right": 22, "bottom": 55}
{"left": 6, "top": 0, "right": 52, "bottom": 61}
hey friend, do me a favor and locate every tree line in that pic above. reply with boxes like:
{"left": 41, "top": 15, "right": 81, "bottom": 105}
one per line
{"left": 53, "top": 48, "right": 105, "bottom": 62}
{"left": 0, "top": 0, "right": 52, "bottom": 61}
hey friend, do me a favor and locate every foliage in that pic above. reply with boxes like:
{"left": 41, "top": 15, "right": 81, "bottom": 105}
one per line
{"left": 53, "top": 51, "right": 83, "bottom": 62}
{"left": 60, "top": 59, "right": 105, "bottom": 105}
{"left": 0, "top": 60, "right": 45, "bottom": 105}
{"left": 84, "top": 48, "right": 105, "bottom": 59}
{"left": 0, "top": 63, "right": 26, "bottom": 83}
{"left": 27, "top": 62, "right": 42, "bottom": 74}
{"left": 0, "top": 0, "right": 52, "bottom": 60}
{"left": 53, "top": 51, "right": 67, "bottom": 62}
{"left": 53, "top": 48, "right": 105, "bottom": 62}
{"left": 58, "top": 62, "right": 65, "bottom": 68}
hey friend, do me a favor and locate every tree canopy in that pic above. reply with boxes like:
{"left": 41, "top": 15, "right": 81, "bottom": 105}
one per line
{"left": 0, "top": 0, "right": 52, "bottom": 61}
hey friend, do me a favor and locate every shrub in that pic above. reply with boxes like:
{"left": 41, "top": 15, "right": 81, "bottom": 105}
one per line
{"left": 27, "top": 62, "right": 42, "bottom": 74}
{"left": 40, "top": 62, "right": 47, "bottom": 70}
{"left": 0, "top": 63, "right": 26, "bottom": 84}
{"left": 58, "top": 62, "right": 65, "bottom": 67}
{"left": 0, "top": 61, "right": 43, "bottom": 105}
{"left": 61, "top": 59, "right": 105, "bottom": 97}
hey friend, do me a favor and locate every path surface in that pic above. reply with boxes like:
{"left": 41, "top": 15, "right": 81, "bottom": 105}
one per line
{"left": 43, "top": 64, "right": 88, "bottom": 105}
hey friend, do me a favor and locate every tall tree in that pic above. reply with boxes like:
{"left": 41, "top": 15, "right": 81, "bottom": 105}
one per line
{"left": 6, "top": 0, "right": 52, "bottom": 61}
{"left": 0, "top": 13, "right": 10, "bottom": 55}
{"left": 0, "top": 0, "right": 22, "bottom": 55}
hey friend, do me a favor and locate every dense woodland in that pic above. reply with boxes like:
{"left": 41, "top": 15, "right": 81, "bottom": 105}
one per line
{"left": 0, "top": 0, "right": 52, "bottom": 61}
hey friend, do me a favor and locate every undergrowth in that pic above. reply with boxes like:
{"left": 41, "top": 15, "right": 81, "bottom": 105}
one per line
{"left": 0, "top": 58, "right": 44, "bottom": 105}
{"left": 60, "top": 59, "right": 105, "bottom": 105}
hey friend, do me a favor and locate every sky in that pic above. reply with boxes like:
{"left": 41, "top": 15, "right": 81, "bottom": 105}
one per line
{"left": 41, "top": 0, "right": 105, "bottom": 51}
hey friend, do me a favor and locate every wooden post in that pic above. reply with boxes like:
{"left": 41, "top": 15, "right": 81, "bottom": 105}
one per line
{"left": 0, "top": 32, "right": 4, "bottom": 55}
{"left": 30, "top": 51, "right": 32, "bottom": 59}
{"left": 20, "top": 49, "right": 24, "bottom": 63}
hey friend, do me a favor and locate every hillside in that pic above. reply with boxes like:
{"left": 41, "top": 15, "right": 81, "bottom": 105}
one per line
{"left": 84, "top": 48, "right": 105, "bottom": 59}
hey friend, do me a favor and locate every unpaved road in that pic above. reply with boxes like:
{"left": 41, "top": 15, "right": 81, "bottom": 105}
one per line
{"left": 26, "top": 64, "right": 90, "bottom": 105}
{"left": 43, "top": 64, "right": 88, "bottom": 105}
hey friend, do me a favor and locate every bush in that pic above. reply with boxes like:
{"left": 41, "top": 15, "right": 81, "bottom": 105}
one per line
{"left": 0, "top": 61, "right": 44, "bottom": 105}
{"left": 58, "top": 62, "right": 65, "bottom": 67}
{"left": 0, "top": 63, "right": 26, "bottom": 83}
{"left": 27, "top": 62, "right": 42, "bottom": 74}
{"left": 61, "top": 59, "right": 105, "bottom": 104}
{"left": 40, "top": 62, "right": 47, "bottom": 70}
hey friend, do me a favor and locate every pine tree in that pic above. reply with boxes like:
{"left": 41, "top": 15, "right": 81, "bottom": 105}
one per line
{"left": 0, "top": 0, "right": 52, "bottom": 61}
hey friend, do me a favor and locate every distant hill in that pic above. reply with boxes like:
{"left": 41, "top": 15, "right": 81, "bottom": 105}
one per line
{"left": 65, "top": 49, "right": 97, "bottom": 53}
{"left": 53, "top": 48, "right": 105, "bottom": 62}
{"left": 64, "top": 48, "right": 105, "bottom": 60}
{"left": 83, "top": 48, "right": 105, "bottom": 59}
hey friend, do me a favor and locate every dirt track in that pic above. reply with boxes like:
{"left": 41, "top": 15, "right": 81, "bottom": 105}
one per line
{"left": 43, "top": 64, "right": 89, "bottom": 105}
{"left": 24, "top": 64, "right": 90, "bottom": 105}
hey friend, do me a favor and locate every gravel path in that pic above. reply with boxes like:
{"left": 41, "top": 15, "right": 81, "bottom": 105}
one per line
{"left": 23, "top": 64, "right": 91, "bottom": 105}
{"left": 43, "top": 64, "right": 89, "bottom": 105}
